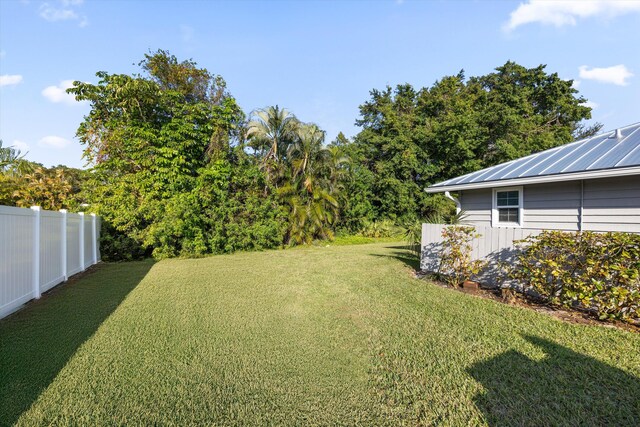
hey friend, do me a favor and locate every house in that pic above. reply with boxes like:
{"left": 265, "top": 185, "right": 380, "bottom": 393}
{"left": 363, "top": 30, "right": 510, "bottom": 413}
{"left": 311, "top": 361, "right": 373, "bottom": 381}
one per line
{"left": 426, "top": 122, "right": 640, "bottom": 233}
{"left": 421, "top": 122, "right": 640, "bottom": 275}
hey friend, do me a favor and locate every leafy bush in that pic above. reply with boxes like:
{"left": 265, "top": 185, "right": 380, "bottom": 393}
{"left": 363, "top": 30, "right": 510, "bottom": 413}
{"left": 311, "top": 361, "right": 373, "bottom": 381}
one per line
{"left": 509, "top": 231, "right": 640, "bottom": 322}
{"left": 438, "top": 225, "right": 485, "bottom": 287}
{"left": 401, "top": 221, "right": 422, "bottom": 257}
{"left": 99, "top": 222, "right": 149, "bottom": 262}
{"left": 359, "top": 220, "right": 400, "bottom": 238}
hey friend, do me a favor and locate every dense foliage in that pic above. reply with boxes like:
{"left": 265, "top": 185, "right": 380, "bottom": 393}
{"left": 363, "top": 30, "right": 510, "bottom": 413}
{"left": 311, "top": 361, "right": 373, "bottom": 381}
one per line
{"left": 67, "top": 51, "right": 349, "bottom": 259}
{"left": 509, "top": 231, "right": 640, "bottom": 322}
{"left": 1, "top": 140, "right": 87, "bottom": 210}
{"left": 349, "top": 63, "right": 599, "bottom": 224}
{"left": 10, "top": 50, "right": 593, "bottom": 260}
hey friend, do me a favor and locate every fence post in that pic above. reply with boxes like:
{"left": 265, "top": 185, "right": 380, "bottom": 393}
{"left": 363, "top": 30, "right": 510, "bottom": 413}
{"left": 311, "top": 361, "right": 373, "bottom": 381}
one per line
{"left": 91, "top": 213, "right": 97, "bottom": 265}
{"left": 60, "top": 209, "right": 68, "bottom": 281}
{"left": 31, "top": 206, "right": 41, "bottom": 299}
{"left": 79, "top": 212, "right": 85, "bottom": 271}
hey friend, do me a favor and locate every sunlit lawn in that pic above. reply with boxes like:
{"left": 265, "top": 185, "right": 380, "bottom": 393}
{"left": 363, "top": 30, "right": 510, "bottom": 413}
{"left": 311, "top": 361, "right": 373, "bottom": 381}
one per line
{"left": 1, "top": 242, "right": 638, "bottom": 426}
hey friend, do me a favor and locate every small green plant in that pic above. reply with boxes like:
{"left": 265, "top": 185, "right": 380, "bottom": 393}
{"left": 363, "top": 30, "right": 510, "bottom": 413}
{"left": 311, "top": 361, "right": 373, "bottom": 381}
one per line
{"left": 438, "top": 225, "right": 485, "bottom": 287}
{"left": 425, "top": 210, "right": 468, "bottom": 225}
{"left": 359, "top": 219, "right": 399, "bottom": 238}
{"left": 509, "top": 231, "right": 640, "bottom": 322}
{"left": 401, "top": 221, "right": 422, "bottom": 257}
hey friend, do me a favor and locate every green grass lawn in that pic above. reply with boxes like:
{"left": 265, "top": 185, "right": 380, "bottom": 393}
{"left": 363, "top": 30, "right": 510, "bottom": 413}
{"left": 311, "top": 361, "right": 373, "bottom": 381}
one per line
{"left": 1, "top": 243, "right": 639, "bottom": 426}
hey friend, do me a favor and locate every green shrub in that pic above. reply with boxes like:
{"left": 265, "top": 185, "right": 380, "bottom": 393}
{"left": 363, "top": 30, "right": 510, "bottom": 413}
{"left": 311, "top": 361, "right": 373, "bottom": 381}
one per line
{"left": 438, "top": 225, "right": 485, "bottom": 287}
{"left": 99, "top": 221, "right": 149, "bottom": 261}
{"left": 359, "top": 220, "right": 400, "bottom": 238}
{"left": 509, "top": 231, "right": 640, "bottom": 322}
{"left": 401, "top": 221, "right": 422, "bottom": 257}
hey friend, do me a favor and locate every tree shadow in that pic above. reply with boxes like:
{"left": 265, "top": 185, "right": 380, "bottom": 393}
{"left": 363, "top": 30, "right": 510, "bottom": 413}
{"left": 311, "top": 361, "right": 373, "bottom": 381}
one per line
{"left": 0, "top": 259, "right": 155, "bottom": 426}
{"left": 371, "top": 250, "right": 421, "bottom": 271}
{"left": 468, "top": 334, "right": 640, "bottom": 426}
{"left": 384, "top": 245, "right": 411, "bottom": 250}
{"left": 420, "top": 241, "right": 443, "bottom": 272}
{"left": 420, "top": 242, "right": 528, "bottom": 291}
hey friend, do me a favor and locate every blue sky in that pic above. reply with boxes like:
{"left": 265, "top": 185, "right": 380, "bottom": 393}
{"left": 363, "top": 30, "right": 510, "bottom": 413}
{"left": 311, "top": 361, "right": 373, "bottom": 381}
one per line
{"left": 1, "top": 0, "right": 639, "bottom": 169}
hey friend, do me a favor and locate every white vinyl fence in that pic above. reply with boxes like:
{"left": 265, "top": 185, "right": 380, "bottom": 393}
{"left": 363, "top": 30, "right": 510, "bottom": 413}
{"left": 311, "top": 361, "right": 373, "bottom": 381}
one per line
{"left": 0, "top": 205, "right": 101, "bottom": 319}
{"left": 421, "top": 223, "right": 541, "bottom": 284}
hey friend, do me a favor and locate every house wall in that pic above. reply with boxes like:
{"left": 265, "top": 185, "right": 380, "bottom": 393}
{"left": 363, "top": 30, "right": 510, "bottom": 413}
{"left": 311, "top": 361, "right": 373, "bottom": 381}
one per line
{"left": 459, "top": 189, "right": 492, "bottom": 227}
{"left": 458, "top": 175, "right": 640, "bottom": 233}
{"left": 522, "top": 181, "right": 581, "bottom": 231}
{"left": 583, "top": 176, "right": 640, "bottom": 233}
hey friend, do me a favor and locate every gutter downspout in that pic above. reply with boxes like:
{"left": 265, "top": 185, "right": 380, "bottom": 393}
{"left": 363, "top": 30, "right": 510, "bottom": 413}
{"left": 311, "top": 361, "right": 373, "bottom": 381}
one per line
{"left": 579, "top": 180, "right": 584, "bottom": 231}
{"left": 445, "top": 191, "right": 461, "bottom": 214}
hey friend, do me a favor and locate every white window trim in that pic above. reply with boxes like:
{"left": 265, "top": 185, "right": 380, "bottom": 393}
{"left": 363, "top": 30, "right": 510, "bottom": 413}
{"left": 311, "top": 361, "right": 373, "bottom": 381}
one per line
{"left": 492, "top": 186, "right": 523, "bottom": 228}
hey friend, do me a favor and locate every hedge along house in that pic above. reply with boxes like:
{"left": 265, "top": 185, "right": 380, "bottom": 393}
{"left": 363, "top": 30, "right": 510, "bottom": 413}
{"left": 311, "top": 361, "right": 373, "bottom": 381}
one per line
{"left": 420, "top": 122, "right": 640, "bottom": 279}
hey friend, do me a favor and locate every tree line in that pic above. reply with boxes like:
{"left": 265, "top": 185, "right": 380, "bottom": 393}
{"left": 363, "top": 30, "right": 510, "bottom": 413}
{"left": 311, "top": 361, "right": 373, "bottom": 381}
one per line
{"left": 0, "top": 50, "right": 599, "bottom": 260}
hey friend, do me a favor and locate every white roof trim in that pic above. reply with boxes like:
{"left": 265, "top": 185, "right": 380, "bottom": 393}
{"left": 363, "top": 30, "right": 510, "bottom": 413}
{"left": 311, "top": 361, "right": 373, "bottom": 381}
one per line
{"left": 425, "top": 165, "right": 640, "bottom": 193}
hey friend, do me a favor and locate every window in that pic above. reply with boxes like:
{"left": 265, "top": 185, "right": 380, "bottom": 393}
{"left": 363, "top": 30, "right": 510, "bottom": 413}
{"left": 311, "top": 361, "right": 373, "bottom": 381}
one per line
{"left": 492, "top": 187, "right": 523, "bottom": 227}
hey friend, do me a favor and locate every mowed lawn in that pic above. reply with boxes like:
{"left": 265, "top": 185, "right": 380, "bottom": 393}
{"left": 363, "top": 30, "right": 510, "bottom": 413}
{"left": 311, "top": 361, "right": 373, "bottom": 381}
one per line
{"left": 1, "top": 243, "right": 639, "bottom": 426}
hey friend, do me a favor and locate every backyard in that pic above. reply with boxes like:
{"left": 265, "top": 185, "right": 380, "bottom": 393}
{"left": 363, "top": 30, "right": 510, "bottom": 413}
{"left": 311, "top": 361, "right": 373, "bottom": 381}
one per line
{"left": 1, "top": 242, "right": 639, "bottom": 426}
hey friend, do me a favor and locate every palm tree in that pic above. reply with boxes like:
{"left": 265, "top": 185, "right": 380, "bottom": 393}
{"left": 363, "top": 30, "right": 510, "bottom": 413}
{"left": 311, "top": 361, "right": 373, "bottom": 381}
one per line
{"left": 278, "top": 178, "right": 338, "bottom": 245}
{"left": 324, "top": 145, "right": 350, "bottom": 193}
{"left": 277, "top": 122, "right": 343, "bottom": 244}
{"left": 246, "top": 105, "right": 299, "bottom": 163}
{"left": 0, "top": 140, "right": 27, "bottom": 173}
{"left": 287, "top": 123, "right": 325, "bottom": 179}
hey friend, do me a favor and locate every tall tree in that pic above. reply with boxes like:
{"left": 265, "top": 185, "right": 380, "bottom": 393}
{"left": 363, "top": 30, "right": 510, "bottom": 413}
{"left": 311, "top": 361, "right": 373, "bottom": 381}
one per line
{"left": 0, "top": 140, "right": 27, "bottom": 173}
{"left": 350, "top": 61, "right": 599, "bottom": 223}
{"left": 247, "top": 105, "right": 299, "bottom": 163}
{"left": 279, "top": 123, "right": 339, "bottom": 244}
{"left": 68, "top": 50, "right": 245, "bottom": 258}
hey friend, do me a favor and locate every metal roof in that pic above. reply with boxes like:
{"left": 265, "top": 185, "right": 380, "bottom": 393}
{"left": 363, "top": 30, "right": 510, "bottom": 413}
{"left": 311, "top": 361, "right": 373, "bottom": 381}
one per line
{"left": 426, "top": 122, "right": 640, "bottom": 193}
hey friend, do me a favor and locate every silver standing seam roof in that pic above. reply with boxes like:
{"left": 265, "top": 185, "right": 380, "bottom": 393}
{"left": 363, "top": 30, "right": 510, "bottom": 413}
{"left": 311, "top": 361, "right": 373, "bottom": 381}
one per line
{"left": 426, "top": 122, "right": 640, "bottom": 193}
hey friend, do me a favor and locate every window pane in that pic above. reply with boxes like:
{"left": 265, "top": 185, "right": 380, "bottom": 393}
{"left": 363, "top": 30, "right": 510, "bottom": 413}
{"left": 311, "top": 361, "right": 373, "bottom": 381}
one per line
{"left": 497, "top": 190, "right": 519, "bottom": 207}
{"left": 498, "top": 208, "right": 519, "bottom": 223}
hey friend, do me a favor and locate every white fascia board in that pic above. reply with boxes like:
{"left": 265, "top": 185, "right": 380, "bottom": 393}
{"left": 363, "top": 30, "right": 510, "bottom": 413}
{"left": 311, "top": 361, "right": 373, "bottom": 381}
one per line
{"left": 425, "top": 166, "right": 640, "bottom": 193}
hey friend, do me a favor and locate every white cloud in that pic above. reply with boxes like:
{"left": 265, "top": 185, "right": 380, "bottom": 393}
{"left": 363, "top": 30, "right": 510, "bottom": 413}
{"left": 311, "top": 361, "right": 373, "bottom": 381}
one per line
{"left": 39, "top": 3, "right": 78, "bottom": 21}
{"left": 39, "top": 1, "right": 88, "bottom": 27}
{"left": 582, "top": 100, "right": 599, "bottom": 109}
{"left": 505, "top": 0, "right": 640, "bottom": 31}
{"left": 0, "top": 74, "right": 23, "bottom": 86}
{"left": 38, "top": 136, "right": 71, "bottom": 149}
{"left": 42, "top": 79, "right": 82, "bottom": 104}
{"left": 571, "top": 80, "right": 581, "bottom": 89}
{"left": 11, "top": 140, "right": 30, "bottom": 152}
{"left": 578, "top": 64, "right": 633, "bottom": 86}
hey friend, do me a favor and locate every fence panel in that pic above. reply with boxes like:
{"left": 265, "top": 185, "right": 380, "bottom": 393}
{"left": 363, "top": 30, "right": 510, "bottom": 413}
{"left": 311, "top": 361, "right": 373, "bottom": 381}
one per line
{"left": 83, "top": 214, "right": 93, "bottom": 269}
{"left": 67, "top": 213, "right": 82, "bottom": 276}
{"left": 421, "top": 223, "right": 538, "bottom": 284}
{"left": 0, "top": 205, "right": 100, "bottom": 319}
{"left": 39, "top": 210, "right": 65, "bottom": 293}
{"left": 96, "top": 217, "right": 101, "bottom": 262}
{"left": 0, "top": 206, "right": 35, "bottom": 318}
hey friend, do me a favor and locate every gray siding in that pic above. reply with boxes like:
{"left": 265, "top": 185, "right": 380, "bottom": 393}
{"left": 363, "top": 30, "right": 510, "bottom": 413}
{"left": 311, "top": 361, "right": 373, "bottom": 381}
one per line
{"left": 523, "top": 182, "right": 580, "bottom": 231}
{"left": 457, "top": 175, "right": 640, "bottom": 233}
{"left": 459, "top": 189, "right": 491, "bottom": 227}
{"left": 583, "top": 176, "right": 640, "bottom": 232}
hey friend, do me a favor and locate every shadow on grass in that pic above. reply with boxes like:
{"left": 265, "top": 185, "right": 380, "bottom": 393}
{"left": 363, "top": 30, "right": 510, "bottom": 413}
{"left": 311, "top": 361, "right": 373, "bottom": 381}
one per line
{"left": 468, "top": 335, "right": 640, "bottom": 426}
{"left": 371, "top": 250, "right": 420, "bottom": 271}
{"left": 0, "top": 260, "right": 154, "bottom": 426}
